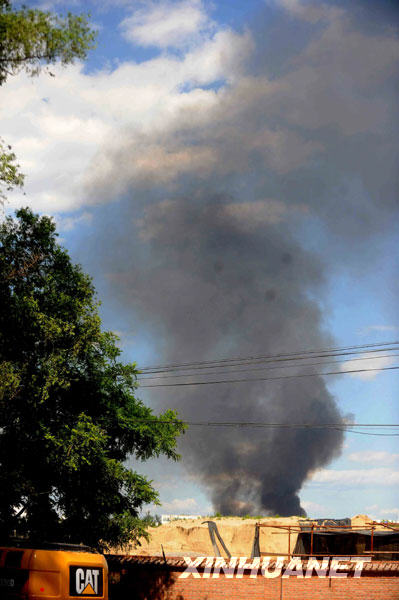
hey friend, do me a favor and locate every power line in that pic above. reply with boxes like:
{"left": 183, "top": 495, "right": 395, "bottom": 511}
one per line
{"left": 340, "top": 429, "right": 399, "bottom": 437}
{"left": 142, "top": 421, "right": 399, "bottom": 428}
{"left": 134, "top": 419, "right": 399, "bottom": 436}
{"left": 139, "top": 347, "right": 399, "bottom": 377}
{"left": 140, "top": 345, "right": 399, "bottom": 375}
{"left": 137, "top": 352, "right": 399, "bottom": 381}
{"left": 139, "top": 340, "right": 399, "bottom": 373}
{"left": 140, "top": 340, "right": 399, "bottom": 371}
{"left": 139, "top": 364, "right": 399, "bottom": 388}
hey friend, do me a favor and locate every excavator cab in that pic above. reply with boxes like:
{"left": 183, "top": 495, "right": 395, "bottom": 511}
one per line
{"left": 0, "top": 542, "right": 108, "bottom": 600}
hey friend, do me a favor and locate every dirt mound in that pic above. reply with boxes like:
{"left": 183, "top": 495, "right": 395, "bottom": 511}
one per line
{"left": 116, "top": 516, "right": 309, "bottom": 557}
{"left": 111, "top": 514, "right": 382, "bottom": 557}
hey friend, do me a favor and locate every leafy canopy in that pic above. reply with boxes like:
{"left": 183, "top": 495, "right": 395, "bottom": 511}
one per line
{"left": 0, "top": 0, "right": 96, "bottom": 199}
{"left": 0, "top": 138, "right": 24, "bottom": 202}
{"left": 0, "top": 208, "right": 185, "bottom": 550}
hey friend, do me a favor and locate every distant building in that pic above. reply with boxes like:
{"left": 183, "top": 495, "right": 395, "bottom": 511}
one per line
{"left": 161, "top": 514, "right": 202, "bottom": 524}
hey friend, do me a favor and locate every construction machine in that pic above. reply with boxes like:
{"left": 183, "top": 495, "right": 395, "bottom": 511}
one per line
{"left": 0, "top": 542, "right": 108, "bottom": 600}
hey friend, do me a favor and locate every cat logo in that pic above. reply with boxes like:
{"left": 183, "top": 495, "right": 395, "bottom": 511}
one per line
{"left": 70, "top": 566, "right": 103, "bottom": 597}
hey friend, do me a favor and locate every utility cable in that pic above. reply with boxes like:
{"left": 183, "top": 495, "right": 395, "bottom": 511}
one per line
{"left": 139, "top": 345, "right": 399, "bottom": 375}
{"left": 134, "top": 419, "right": 399, "bottom": 436}
{"left": 139, "top": 364, "right": 399, "bottom": 388}
{"left": 139, "top": 340, "right": 399, "bottom": 373}
{"left": 137, "top": 352, "right": 399, "bottom": 381}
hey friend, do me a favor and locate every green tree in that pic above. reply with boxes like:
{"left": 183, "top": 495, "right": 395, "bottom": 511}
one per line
{"left": 0, "top": 138, "right": 24, "bottom": 204}
{"left": 0, "top": 0, "right": 96, "bottom": 198}
{"left": 0, "top": 208, "right": 185, "bottom": 550}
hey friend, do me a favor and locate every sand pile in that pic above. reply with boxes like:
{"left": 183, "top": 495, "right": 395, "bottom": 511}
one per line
{"left": 117, "top": 516, "right": 307, "bottom": 557}
{"left": 112, "top": 514, "right": 382, "bottom": 557}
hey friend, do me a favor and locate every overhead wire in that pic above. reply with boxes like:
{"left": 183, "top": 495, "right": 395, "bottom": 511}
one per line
{"left": 138, "top": 420, "right": 399, "bottom": 428}
{"left": 137, "top": 352, "right": 399, "bottom": 381}
{"left": 133, "top": 419, "right": 399, "bottom": 436}
{"left": 139, "top": 340, "right": 399, "bottom": 373}
{"left": 336, "top": 429, "right": 399, "bottom": 437}
{"left": 138, "top": 364, "right": 399, "bottom": 387}
{"left": 136, "top": 341, "right": 399, "bottom": 435}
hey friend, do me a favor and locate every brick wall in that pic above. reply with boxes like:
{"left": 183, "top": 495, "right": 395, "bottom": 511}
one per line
{"left": 169, "top": 576, "right": 399, "bottom": 600}
{"left": 107, "top": 555, "right": 399, "bottom": 600}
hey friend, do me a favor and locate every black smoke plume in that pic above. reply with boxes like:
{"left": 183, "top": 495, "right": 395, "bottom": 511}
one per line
{"left": 84, "top": 1, "right": 399, "bottom": 515}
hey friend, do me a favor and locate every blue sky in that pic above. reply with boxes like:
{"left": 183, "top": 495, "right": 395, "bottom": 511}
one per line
{"left": 3, "top": 0, "right": 399, "bottom": 520}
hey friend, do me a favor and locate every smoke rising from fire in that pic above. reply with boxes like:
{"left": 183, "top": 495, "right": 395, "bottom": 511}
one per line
{"left": 84, "top": 1, "right": 399, "bottom": 515}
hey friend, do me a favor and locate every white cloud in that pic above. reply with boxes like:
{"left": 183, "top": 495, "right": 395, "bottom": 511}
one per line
{"left": 365, "top": 503, "right": 379, "bottom": 512}
{"left": 161, "top": 497, "right": 198, "bottom": 511}
{"left": 349, "top": 451, "right": 399, "bottom": 465}
{"left": 120, "top": 0, "right": 213, "bottom": 49}
{"left": 365, "top": 505, "right": 399, "bottom": 521}
{"left": 151, "top": 478, "right": 181, "bottom": 491}
{"left": 89, "top": 3, "right": 399, "bottom": 200}
{"left": 275, "top": 0, "right": 343, "bottom": 24}
{"left": 341, "top": 352, "right": 397, "bottom": 380}
{"left": 53, "top": 211, "right": 93, "bottom": 232}
{"left": 309, "top": 468, "right": 399, "bottom": 486}
{"left": 3, "top": 0, "right": 399, "bottom": 219}
{"left": 379, "top": 507, "right": 399, "bottom": 520}
{"left": 1, "top": 23, "right": 251, "bottom": 213}
{"left": 301, "top": 500, "right": 328, "bottom": 515}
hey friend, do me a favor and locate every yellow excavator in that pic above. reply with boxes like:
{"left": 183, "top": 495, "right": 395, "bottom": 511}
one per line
{"left": 0, "top": 542, "right": 108, "bottom": 600}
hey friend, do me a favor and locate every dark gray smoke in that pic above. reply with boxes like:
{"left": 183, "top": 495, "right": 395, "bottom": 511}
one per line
{"left": 84, "top": 1, "right": 399, "bottom": 515}
{"left": 89, "top": 193, "right": 345, "bottom": 516}
{"left": 125, "top": 197, "right": 344, "bottom": 515}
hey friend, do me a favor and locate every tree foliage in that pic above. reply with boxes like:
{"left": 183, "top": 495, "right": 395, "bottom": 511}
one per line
{"left": 0, "top": 0, "right": 96, "bottom": 198}
{"left": 0, "top": 138, "right": 24, "bottom": 204}
{"left": 0, "top": 0, "right": 96, "bottom": 83}
{"left": 0, "top": 208, "right": 185, "bottom": 549}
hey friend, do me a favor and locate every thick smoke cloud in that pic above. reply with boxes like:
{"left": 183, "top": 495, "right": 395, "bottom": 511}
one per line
{"left": 126, "top": 197, "right": 344, "bottom": 515}
{"left": 85, "top": 1, "right": 399, "bottom": 515}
